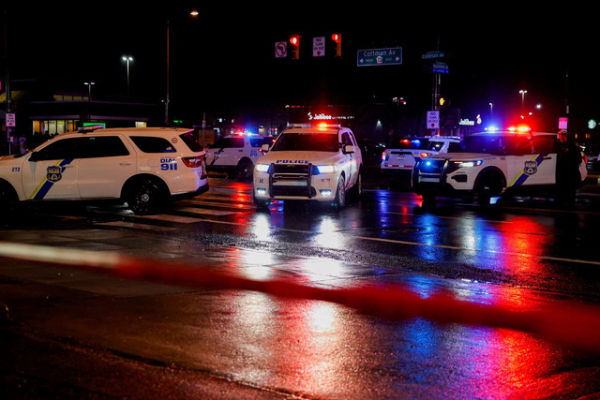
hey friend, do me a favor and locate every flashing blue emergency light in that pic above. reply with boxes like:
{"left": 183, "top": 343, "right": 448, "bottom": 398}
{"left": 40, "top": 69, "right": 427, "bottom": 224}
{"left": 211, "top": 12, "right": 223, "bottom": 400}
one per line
{"left": 424, "top": 160, "right": 432, "bottom": 167}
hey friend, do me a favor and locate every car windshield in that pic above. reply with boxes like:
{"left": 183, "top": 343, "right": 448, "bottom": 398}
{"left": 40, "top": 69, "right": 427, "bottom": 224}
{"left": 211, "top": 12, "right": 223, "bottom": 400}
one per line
{"left": 271, "top": 132, "right": 339, "bottom": 152}
{"left": 428, "top": 141, "right": 447, "bottom": 151}
{"left": 462, "top": 135, "right": 505, "bottom": 154}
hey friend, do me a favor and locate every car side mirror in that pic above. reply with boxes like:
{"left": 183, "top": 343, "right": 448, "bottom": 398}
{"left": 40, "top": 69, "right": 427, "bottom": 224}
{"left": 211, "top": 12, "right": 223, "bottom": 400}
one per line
{"left": 261, "top": 144, "right": 270, "bottom": 152}
{"left": 343, "top": 144, "right": 355, "bottom": 154}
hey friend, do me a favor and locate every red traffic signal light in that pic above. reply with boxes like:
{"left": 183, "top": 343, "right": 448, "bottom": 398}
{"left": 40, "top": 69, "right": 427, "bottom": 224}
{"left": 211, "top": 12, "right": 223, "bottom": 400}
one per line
{"left": 331, "top": 33, "right": 342, "bottom": 57}
{"left": 290, "top": 34, "right": 301, "bottom": 59}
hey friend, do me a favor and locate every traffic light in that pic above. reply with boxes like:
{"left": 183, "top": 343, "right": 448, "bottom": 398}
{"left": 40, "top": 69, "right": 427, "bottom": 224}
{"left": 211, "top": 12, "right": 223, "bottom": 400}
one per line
{"left": 290, "top": 34, "right": 301, "bottom": 59}
{"left": 331, "top": 33, "right": 342, "bottom": 57}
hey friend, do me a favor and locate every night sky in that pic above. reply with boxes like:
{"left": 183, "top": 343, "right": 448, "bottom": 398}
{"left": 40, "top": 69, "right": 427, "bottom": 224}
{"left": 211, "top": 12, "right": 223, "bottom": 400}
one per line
{"left": 4, "top": 3, "right": 600, "bottom": 130}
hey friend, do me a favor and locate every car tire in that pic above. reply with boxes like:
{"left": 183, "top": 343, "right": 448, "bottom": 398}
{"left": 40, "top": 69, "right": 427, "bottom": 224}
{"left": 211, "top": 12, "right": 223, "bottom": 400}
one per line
{"left": 333, "top": 175, "right": 346, "bottom": 209}
{"left": 127, "top": 178, "right": 165, "bottom": 215}
{"left": 476, "top": 176, "right": 502, "bottom": 206}
{"left": 0, "top": 182, "right": 18, "bottom": 218}
{"left": 236, "top": 159, "right": 254, "bottom": 181}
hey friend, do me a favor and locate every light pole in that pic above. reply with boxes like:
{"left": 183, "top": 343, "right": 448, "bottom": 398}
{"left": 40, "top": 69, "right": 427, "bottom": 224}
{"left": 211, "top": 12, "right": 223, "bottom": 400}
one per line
{"left": 121, "top": 55, "right": 133, "bottom": 95}
{"left": 84, "top": 81, "right": 95, "bottom": 101}
{"left": 519, "top": 89, "right": 528, "bottom": 109}
{"left": 165, "top": 10, "right": 199, "bottom": 126}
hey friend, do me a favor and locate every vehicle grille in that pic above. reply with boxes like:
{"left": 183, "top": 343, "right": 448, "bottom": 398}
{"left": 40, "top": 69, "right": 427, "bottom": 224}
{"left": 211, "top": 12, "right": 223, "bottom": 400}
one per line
{"left": 269, "top": 163, "right": 314, "bottom": 198}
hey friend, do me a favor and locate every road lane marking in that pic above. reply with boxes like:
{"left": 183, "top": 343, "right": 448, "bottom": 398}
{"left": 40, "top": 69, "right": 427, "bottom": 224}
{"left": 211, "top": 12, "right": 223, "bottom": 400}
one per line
{"left": 175, "top": 207, "right": 236, "bottom": 217}
{"left": 186, "top": 218, "right": 600, "bottom": 266}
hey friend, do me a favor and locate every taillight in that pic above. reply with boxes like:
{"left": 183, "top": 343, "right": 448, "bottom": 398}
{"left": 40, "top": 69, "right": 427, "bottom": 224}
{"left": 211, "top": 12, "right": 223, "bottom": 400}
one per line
{"left": 182, "top": 156, "right": 203, "bottom": 168}
{"left": 420, "top": 152, "right": 430, "bottom": 158}
{"left": 382, "top": 151, "right": 389, "bottom": 162}
{"left": 584, "top": 154, "right": 588, "bottom": 165}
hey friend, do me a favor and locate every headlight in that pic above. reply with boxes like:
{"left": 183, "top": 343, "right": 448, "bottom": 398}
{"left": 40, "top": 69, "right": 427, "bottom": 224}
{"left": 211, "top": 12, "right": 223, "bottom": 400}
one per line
{"left": 457, "top": 160, "right": 483, "bottom": 168}
{"left": 316, "top": 165, "right": 335, "bottom": 174}
{"left": 255, "top": 163, "right": 270, "bottom": 172}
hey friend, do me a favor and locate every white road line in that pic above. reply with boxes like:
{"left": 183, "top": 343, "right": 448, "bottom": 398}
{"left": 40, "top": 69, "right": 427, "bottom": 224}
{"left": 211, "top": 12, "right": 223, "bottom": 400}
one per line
{"left": 186, "top": 218, "right": 600, "bottom": 266}
{"left": 181, "top": 199, "right": 254, "bottom": 210}
{"left": 175, "top": 207, "right": 236, "bottom": 217}
{"left": 96, "top": 221, "right": 177, "bottom": 232}
{"left": 137, "top": 214, "right": 206, "bottom": 224}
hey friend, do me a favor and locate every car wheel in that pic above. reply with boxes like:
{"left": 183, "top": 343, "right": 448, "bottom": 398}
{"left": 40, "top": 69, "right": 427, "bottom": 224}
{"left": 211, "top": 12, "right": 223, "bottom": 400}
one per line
{"left": 476, "top": 176, "right": 502, "bottom": 206}
{"left": 0, "top": 182, "right": 18, "bottom": 217}
{"left": 334, "top": 175, "right": 346, "bottom": 209}
{"left": 237, "top": 159, "right": 254, "bottom": 180}
{"left": 127, "top": 178, "right": 164, "bottom": 215}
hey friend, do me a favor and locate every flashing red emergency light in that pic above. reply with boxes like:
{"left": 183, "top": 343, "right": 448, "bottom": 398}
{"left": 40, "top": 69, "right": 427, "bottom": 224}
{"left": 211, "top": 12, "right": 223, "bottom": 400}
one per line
{"left": 332, "top": 33, "right": 341, "bottom": 43}
{"left": 507, "top": 125, "right": 531, "bottom": 134}
{"left": 290, "top": 35, "right": 300, "bottom": 46}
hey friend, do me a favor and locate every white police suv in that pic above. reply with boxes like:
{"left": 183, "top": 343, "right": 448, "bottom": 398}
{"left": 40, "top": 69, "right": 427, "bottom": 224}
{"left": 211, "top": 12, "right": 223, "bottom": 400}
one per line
{"left": 253, "top": 124, "right": 362, "bottom": 208}
{"left": 381, "top": 136, "right": 461, "bottom": 186}
{"left": 413, "top": 128, "right": 587, "bottom": 206}
{"left": 205, "top": 133, "right": 274, "bottom": 179}
{"left": 0, "top": 127, "right": 209, "bottom": 214}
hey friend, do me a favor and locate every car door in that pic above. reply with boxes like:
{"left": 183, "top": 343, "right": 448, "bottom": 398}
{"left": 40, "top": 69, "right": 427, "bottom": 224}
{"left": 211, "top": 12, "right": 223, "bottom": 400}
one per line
{"left": 23, "top": 137, "right": 80, "bottom": 200}
{"left": 76, "top": 135, "right": 136, "bottom": 199}
{"left": 505, "top": 134, "right": 555, "bottom": 188}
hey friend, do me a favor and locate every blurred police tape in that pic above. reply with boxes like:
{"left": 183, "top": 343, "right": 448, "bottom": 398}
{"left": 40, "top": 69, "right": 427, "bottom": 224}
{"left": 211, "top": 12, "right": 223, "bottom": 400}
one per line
{"left": 1, "top": 240, "right": 600, "bottom": 353}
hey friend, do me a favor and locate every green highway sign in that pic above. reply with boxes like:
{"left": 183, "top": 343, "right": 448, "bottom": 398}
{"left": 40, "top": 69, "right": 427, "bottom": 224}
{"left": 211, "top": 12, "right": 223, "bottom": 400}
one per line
{"left": 357, "top": 47, "right": 402, "bottom": 67}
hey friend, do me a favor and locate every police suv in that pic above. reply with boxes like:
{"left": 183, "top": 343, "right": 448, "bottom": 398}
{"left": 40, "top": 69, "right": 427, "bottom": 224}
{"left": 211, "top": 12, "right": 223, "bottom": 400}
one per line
{"left": 381, "top": 136, "right": 461, "bottom": 185}
{"left": 253, "top": 125, "right": 362, "bottom": 208}
{"left": 413, "top": 128, "right": 587, "bottom": 206}
{"left": 0, "top": 127, "right": 209, "bottom": 214}
{"left": 205, "top": 133, "right": 274, "bottom": 179}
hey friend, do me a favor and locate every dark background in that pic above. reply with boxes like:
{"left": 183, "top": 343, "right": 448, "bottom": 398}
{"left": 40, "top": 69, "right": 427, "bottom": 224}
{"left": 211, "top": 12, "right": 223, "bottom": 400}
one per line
{"left": 4, "top": 2, "right": 600, "bottom": 131}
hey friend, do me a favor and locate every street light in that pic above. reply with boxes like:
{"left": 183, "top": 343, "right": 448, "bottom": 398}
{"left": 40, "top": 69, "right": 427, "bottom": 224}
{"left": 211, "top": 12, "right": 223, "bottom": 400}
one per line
{"left": 83, "top": 81, "right": 95, "bottom": 100}
{"left": 121, "top": 55, "right": 133, "bottom": 95}
{"left": 519, "top": 90, "right": 528, "bottom": 108}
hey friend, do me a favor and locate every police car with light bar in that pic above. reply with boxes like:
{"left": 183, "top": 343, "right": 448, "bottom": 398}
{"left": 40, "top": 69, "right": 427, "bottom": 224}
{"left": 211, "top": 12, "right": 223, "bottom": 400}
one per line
{"left": 253, "top": 124, "right": 362, "bottom": 208}
{"left": 381, "top": 136, "right": 461, "bottom": 186}
{"left": 413, "top": 127, "right": 587, "bottom": 206}
{"left": 0, "top": 127, "right": 209, "bottom": 214}
{"left": 205, "top": 132, "right": 274, "bottom": 180}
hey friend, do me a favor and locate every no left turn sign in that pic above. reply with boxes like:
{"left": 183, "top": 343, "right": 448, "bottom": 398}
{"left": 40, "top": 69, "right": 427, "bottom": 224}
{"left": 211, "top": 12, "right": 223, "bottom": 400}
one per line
{"left": 275, "top": 41, "right": 287, "bottom": 58}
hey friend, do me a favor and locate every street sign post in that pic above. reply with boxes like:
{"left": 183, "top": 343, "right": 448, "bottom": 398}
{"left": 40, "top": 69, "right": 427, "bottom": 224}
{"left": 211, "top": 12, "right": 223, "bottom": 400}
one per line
{"left": 5, "top": 113, "right": 15, "bottom": 128}
{"left": 312, "top": 36, "right": 325, "bottom": 57}
{"left": 274, "top": 41, "right": 287, "bottom": 58}
{"left": 357, "top": 47, "right": 402, "bottom": 67}
{"left": 427, "top": 111, "right": 440, "bottom": 130}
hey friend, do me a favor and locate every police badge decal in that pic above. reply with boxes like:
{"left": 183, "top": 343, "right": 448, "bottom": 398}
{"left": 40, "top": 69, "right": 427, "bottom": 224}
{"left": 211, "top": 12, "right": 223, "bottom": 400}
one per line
{"left": 524, "top": 160, "right": 537, "bottom": 175}
{"left": 47, "top": 166, "right": 63, "bottom": 182}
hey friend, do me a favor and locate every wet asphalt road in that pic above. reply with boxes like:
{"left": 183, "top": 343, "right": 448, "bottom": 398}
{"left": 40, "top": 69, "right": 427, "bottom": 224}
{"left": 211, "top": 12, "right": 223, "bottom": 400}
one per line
{"left": 1, "top": 175, "right": 600, "bottom": 399}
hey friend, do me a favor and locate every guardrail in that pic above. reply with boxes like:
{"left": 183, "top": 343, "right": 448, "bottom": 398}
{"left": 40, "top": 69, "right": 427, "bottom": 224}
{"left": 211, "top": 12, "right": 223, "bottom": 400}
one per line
{"left": 1, "top": 240, "right": 600, "bottom": 353}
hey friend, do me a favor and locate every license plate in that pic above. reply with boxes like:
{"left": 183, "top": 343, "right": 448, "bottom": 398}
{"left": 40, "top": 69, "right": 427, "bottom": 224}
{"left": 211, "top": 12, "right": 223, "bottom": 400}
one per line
{"left": 419, "top": 177, "right": 440, "bottom": 183}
